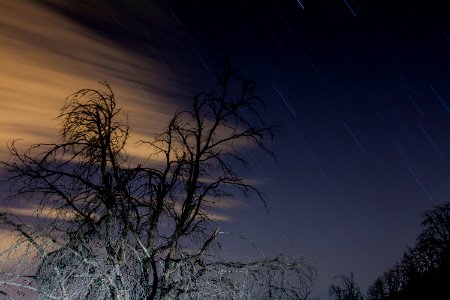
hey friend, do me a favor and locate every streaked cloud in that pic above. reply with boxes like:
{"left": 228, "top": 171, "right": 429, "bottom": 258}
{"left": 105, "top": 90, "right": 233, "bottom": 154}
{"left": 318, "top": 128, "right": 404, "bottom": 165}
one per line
{"left": 0, "top": 0, "right": 183, "bottom": 162}
{"left": 0, "top": 2, "right": 269, "bottom": 255}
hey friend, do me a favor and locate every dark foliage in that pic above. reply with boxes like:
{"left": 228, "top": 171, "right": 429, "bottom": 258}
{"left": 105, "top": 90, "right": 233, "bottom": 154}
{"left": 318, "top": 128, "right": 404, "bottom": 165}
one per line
{"left": 367, "top": 202, "right": 450, "bottom": 299}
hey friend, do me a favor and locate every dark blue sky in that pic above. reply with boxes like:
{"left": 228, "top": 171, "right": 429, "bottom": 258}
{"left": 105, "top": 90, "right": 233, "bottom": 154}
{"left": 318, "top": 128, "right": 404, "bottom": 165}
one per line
{"left": 7, "top": 0, "right": 450, "bottom": 297}
{"left": 164, "top": 1, "right": 450, "bottom": 296}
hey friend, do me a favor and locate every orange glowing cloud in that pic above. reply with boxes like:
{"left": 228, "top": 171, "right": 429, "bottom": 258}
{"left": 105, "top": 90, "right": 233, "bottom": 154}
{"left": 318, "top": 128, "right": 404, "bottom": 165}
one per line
{"left": 0, "top": 0, "right": 184, "bottom": 162}
{"left": 0, "top": 1, "right": 267, "bottom": 252}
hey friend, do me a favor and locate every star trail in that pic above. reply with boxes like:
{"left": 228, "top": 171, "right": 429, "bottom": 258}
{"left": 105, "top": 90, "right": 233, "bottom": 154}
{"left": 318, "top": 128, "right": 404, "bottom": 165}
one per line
{"left": 1, "top": 0, "right": 450, "bottom": 298}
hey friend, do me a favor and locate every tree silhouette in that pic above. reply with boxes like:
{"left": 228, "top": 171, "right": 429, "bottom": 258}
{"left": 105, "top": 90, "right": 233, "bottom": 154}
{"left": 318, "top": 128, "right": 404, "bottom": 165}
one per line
{"left": 367, "top": 277, "right": 386, "bottom": 300}
{"left": 0, "top": 60, "right": 315, "bottom": 299}
{"left": 367, "top": 202, "right": 450, "bottom": 299}
{"left": 328, "top": 272, "right": 364, "bottom": 300}
{"left": 366, "top": 265, "right": 403, "bottom": 300}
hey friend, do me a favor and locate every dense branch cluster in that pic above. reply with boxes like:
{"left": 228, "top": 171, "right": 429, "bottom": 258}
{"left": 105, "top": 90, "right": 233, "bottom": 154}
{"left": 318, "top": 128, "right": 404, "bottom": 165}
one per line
{"left": 0, "top": 62, "right": 315, "bottom": 299}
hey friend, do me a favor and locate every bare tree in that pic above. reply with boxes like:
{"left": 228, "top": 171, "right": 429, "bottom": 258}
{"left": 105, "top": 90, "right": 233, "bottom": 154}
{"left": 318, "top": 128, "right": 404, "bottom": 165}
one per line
{"left": 328, "top": 272, "right": 364, "bottom": 300}
{"left": 366, "top": 265, "right": 403, "bottom": 300}
{"left": 0, "top": 60, "right": 315, "bottom": 299}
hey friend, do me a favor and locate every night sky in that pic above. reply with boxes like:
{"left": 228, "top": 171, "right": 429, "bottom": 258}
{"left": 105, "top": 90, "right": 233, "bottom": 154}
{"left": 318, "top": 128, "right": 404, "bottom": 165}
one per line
{"left": 1, "top": 0, "right": 450, "bottom": 298}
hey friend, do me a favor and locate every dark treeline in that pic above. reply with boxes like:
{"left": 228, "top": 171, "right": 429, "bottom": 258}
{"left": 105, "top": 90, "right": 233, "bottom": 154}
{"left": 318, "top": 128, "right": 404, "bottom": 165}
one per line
{"left": 366, "top": 202, "right": 450, "bottom": 299}
{"left": 329, "top": 202, "right": 450, "bottom": 300}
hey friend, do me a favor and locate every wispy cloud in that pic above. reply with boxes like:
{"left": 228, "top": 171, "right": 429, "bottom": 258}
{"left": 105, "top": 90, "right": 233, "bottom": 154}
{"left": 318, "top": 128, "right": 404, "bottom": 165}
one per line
{"left": 0, "top": 1, "right": 183, "bottom": 162}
